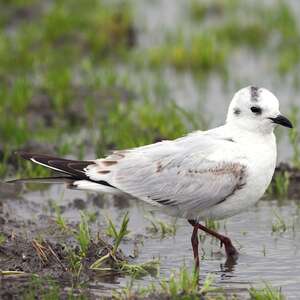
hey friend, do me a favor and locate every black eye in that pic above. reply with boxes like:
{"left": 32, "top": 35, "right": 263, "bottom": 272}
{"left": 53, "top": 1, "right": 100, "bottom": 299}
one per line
{"left": 250, "top": 106, "right": 262, "bottom": 114}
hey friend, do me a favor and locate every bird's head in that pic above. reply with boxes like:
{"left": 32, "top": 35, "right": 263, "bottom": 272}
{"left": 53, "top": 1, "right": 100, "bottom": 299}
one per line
{"left": 226, "top": 86, "right": 293, "bottom": 134}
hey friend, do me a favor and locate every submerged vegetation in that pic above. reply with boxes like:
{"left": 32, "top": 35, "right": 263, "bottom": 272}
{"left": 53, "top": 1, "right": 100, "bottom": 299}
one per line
{"left": 115, "top": 266, "right": 218, "bottom": 299}
{"left": 145, "top": 215, "right": 177, "bottom": 238}
{"left": 271, "top": 210, "right": 288, "bottom": 233}
{"left": 249, "top": 284, "right": 285, "bottom": 300}
{"left": 116, "top": 268, "right": 286, "bottom": 300}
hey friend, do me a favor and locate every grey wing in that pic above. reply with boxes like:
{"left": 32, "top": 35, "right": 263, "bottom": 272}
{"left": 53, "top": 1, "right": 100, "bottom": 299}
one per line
{"left": 109, "top": 152, "right": 247, "bottom": 216}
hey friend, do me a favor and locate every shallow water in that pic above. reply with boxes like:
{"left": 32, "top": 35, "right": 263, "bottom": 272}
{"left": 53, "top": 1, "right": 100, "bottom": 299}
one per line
{"left": 3, "top": 184, "right": 300, "bottom": 299}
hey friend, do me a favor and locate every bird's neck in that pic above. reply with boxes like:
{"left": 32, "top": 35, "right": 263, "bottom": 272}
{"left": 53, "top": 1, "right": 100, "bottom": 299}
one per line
{"left": 226, "top": 119, "right": 275, "bottom": 136}
{"left": 225, "top": 122, "right": 276, "bottom": 144}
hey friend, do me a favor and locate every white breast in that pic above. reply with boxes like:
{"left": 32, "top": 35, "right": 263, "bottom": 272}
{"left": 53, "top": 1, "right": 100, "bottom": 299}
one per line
{"left": 197, "top": 131, "right": 277, "bottom": 220}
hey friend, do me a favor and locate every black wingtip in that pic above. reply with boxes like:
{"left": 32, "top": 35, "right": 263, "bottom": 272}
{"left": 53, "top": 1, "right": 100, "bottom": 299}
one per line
{"left": 14, "top": 151, "right": 33, "bottom": 160}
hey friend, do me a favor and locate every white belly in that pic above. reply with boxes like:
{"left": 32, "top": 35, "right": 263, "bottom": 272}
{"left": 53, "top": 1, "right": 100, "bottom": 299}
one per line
{"left": 196, "top": 136, "right": 277, "bottom": 220}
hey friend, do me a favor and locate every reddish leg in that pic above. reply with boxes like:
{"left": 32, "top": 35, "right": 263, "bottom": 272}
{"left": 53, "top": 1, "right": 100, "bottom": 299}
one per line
{"left": 188, "top": 220, "right": 238, "bottom": 261}
{"left": 190, "top": 223, "right": 200, "bottom": 269}
{"left": 196, "top": 223, "right": 238, "bottom": 258}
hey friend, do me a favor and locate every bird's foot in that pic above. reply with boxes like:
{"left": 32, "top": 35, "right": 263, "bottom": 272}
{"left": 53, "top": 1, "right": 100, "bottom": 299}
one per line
{"left": 220, "top": 236, "right": 239, "bottom": 259}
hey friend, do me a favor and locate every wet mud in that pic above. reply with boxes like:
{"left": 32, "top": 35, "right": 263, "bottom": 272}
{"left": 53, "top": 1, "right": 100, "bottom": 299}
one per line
{"left": 0, "top": 229, "right": 127, "bottom": 299}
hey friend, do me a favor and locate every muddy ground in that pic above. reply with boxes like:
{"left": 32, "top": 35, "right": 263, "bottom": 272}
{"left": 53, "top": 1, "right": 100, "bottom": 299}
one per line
{"left": 0, "top": 217, "right": 126, "bottom": 299}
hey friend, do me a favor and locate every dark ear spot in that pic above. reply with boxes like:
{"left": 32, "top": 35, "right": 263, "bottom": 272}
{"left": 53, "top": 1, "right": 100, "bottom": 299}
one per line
{"left": 233, "top": 108, "right": 241, "bottom": 115}
{"left": 250, "top": 106, "right": 262, "bottom": 115}
{"left": 250, "top": 86, "right": 259, "bottom": 101}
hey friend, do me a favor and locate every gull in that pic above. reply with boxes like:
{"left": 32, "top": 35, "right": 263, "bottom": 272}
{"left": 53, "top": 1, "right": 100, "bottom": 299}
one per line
{"left": 9, "top": 86, "right": 293, "bottom": 269}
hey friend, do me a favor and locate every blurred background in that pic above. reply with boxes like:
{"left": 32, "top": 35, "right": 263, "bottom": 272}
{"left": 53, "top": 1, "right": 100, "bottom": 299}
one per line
{"left": 0, "top": 0, "right": 300, "bottom": 178}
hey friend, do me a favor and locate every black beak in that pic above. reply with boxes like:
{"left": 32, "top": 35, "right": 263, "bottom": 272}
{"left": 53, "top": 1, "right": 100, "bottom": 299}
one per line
{"left": 269, "top": 115, "right": 293, "bottom": 128}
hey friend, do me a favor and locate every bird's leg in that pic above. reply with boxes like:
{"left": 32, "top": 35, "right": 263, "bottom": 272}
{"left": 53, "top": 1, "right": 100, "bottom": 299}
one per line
{"left": 196, "top": 223, "right": 238, "bottom": 259}
{"left": 188, "top": 220, "right": 200, "bottom": 270}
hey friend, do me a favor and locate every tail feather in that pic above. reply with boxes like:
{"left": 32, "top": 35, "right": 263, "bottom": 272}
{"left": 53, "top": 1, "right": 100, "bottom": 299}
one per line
{"left": 16, "top": 151, "right": 94, "bottom": 179}
{"left": 9, "top": 151, "right": 117, "bottom": 191}
{"left": 6, "top": 176, "right": 74, "bottom": 184}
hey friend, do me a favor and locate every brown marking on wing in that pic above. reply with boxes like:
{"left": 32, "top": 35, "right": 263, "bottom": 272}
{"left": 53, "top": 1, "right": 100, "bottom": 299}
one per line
{"left": 215, "top": 164, "right": 247, "bottom": 205}
{"left": 185, "top": 163, "right": 244, "bottom": 178}
{"left": 102, "top": 160, "right": 117, "bottom": 166}
{"left": 180, "top": 162, "right": 247, "bottom": 205}
{"left": 156, "top": 161, "right": 163, "bottom": 173}
{"left": 113, "top": 151, "right": 128, "bottom": 159}
{"left": 98, "top": 170, "right": 110, "bottom": 174}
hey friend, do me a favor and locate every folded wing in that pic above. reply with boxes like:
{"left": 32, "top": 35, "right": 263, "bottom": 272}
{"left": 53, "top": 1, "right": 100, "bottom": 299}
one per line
{"left": 84, "top": 133, "right": 248, "bottom": 216}
{"left": 109, "top": 152, "right": 247, "bottom": 215}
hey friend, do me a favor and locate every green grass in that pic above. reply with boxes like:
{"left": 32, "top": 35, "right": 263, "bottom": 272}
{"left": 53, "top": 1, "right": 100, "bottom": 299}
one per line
{"left": 148, "top": 32, "right": 228, "bottom": 73}
{"left": 75, "top": 213, "right": 91, "bottom": 256}
{"left": 0, "top": 0, "right": 138, "bottom": 179}
{"left": 90, "top": 213, "right": 159, "bottom": 277}
{"left": 272, "top": 210, "right": 287, "bottom": 234}
{"left": 0, "top": 149, "right": 9, "bottom": 177}
{"left": 150, "top": 0, "right": 300, "bottom": 75}
{"left": 145, "top": 215, "right": 177, "bottom": 238}
{"left": 249, "top": 283, "right": 285, "bottom": 300}
{"left": 0, "top": 233, "right": 6, "bottom": 245}
{"left": 0, "top": 0, "right": 134, "bottom": 78}
{"left": 54, "top": 211, "right": 159, "bottom": 279}
{"left": 116, "top": 267, "right": 287, "bottom": 300}
{"left": 159, "top": 267, "right": 200, "bottom": 298}
{"left": 59, "top": 212, "right": 92, "bottom": 276}
{"left": 96, "top": 100, "right": 201, "bottom": 157}
{"left": 118, "top": 259, "right": 160, "bottom": 278}
{"left": 66, "top": 248, "right": 83, "bottom": 276}
{"left": 116, "top": 267, "right": 220, "bottom": 299}
{"left": 1, "top": 87, "right": 201, "bottom": 179}
{"left": 189, "top": 0, "right": 239, "bottom": 21}
{"left": 268, "top": 172, "right": 290, "bottom": 199}
{"left": 24, "top": 277, "right": 60, "bottom": 300}
{"left": 23, "top": 275, "right": 89, "bottom": 300}
{"left": 105, "top": 212, "right": 130, "bottom": 256}
{"left": 54, "top": 205, "right": 69, "bottom": 233}
{"left": 288, "top": 107, "right": 300, "bottom": 168}
{"left": 204, "top": 219, "right": 220, "bottom": 231}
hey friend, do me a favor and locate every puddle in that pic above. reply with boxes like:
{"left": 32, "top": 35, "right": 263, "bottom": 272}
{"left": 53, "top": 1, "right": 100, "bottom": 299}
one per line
{"left": 1, "top": 184, "right": 300, "bottom": 299}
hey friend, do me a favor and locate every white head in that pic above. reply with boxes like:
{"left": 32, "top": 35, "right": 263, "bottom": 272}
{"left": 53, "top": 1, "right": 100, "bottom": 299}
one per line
{"left": 226, "top": 86, "right": 293, "bottom": 134}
